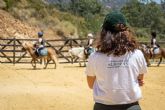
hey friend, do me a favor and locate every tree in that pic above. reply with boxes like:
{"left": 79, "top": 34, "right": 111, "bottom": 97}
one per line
{"left": 121, "top": 0, "right": 165, "bottom": 39}
{"left": 121, "top": 0, "right": 144, "bottom": 27}
{"left": 70, "top": 0, "right": 102, "bottom": 17}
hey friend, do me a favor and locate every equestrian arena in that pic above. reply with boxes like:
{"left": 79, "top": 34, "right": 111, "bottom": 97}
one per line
{"left": 0, "top": 62, "right": 164, "bottom": 110}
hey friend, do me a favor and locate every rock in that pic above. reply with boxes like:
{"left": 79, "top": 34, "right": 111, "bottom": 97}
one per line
{"left": 0, "top": 9, "right": 39, "bottom": 39}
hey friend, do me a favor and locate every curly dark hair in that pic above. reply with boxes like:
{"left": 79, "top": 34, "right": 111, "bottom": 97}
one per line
{"left": 96, "top": 25, "right": 138, "bottom": 56}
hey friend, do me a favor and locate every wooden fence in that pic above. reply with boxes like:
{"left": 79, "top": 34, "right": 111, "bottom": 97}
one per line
{"left": 0, "top": 38, "right": 88, "bottom": 64}
{"left": 0, "top": 38, "right": 165, "bottom": 64}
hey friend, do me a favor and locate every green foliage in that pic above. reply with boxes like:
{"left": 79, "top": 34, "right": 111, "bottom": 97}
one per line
{"left": 25, "top": 0, "right": 104, "bottom": 37}
{"left": 4, "top": 0, "right": 165, "bottom": 40}
{"left": 135, "top": 28, "right": 149, "bottom": 37}
{"left": 3, "top": 0, "right": 19, "bottom": 9}
{"left": 27, "top": 0, "right": 47, "bottom": 18}
{"left": 55, "top": 0, "right": 105, "bottom": 35}
{"left": 69, "top": 0, "right": 102, "bottom": 17}
{"left": 121, "top": 0, "right": 145, "bottom": 27}
{"left": 85, "top": 14, "right": 104, "bottom": 34}
{"left": 121, "top": 0, "right": 165, "bottom": 40}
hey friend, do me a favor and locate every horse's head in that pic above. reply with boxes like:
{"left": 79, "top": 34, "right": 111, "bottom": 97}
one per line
{"left": 21, "top": 42, "right": 34, "bottom": 51}
{"left": 139, "top": 44, "right": 152, "bottom": 58}
{"left": 139, "top": 44, "right": 149, "bottom": 52}
{"left": 21, "top": 42, "right": 28, "bottom": 51}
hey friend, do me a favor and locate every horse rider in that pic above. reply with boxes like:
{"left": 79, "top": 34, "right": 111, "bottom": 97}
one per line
{"left": 34, "top": 31, "right": 45, "bottom": 56}
{"left": 85, "top": 33, "right": 95, "bottom": 58}
{"left": 87, "top": 33, "right": 94, "bottom": 47}
{"left": 150, "top": 31, "right": 160, "bottom": 57}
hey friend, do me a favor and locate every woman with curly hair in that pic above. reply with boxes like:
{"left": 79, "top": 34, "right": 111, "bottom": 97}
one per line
{"left": 85, "top": 11, "right": 147, "bottom": 110}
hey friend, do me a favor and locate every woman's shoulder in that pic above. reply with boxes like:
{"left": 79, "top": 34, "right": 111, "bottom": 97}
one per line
{"left": 89, "top": 51, "right": 106, "bottom": 59}
{"left": 131, "top": 49, "right": 144, "bottom": 58}
{"left": 91, "top": 51, "right": 105, "bottom": 56}
{"left": 134, "top": 49, "right": 143, "bottom": 53}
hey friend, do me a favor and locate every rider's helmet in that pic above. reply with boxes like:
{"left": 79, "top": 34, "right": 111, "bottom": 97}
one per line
{"left": 151, "top": 31, "right": 156, "bottom": 38}
{"left": 38, "top": 32, "right": 43, "bottom": 38}
{"left": 87, "top": 33, "right": 93, "bottom": 38}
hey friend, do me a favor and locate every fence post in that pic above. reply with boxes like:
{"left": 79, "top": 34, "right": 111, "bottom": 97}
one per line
{"left": 70, "top": 39, "right": 73, "bottom": 48}
{"left": 13, "top": 37, "right": 16, "bottom": 65}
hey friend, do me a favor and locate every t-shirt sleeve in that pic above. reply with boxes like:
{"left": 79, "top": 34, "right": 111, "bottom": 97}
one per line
{"left": 85, "top": 54, "right": 95, "bottom": 76}
{"left": 138, "top": 50, "right": 148, "bottom": 74}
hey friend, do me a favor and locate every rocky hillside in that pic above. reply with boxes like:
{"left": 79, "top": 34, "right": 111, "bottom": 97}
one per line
{"left": 0, "top": 9, "right": 40, "bottom": 39}
{"left": 0, "top": 0, "right": 79, "bottom": 39}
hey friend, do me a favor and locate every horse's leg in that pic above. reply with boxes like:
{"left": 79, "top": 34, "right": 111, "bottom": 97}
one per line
{"left": 40, "top": 59, "right": 42, "bottom": 65}
{"left": 33, "top": 59, "right": 37, "bottom": 69}
{"left": 71, "top": 57, "right": 74, "bottom": 64}
{"left": 146, "top": 58, "right": 151, "bottom": 67}
{"left": 31, "top": 59, "right": 35, "bottom": 67}
{"left": 44, "top": 57, "right": 47, "bottom": 66}
{"left": 41, "top": 57, "right": 46, "bottom": 66}
{"left": 31, "top": 59, "right": 34, "bottom": 67}
{"left": 42, "top": 57, "right": 46, "bottom": 69}
{"left": 157, "top": 57, "right": 162, "bottom": 66}
{"left": 31, "top": 59, "right": 36, "bottom": 69}
{"left": 44, "top": 59, "right": 50, "bottom": 69}
{"left": 52, "top": 59, "right": 56, "bottom": 69}
{"left": 52, "top": 55, "right": 58, "bottom": 69}
{"left": 84, "top": 60, "right": 86, "bottom": 67}
{"left": 144, "top": 55, "right": 150, "bottom": 66}
{"left": 78, "top": 59, "right": 82, "bottom": 67}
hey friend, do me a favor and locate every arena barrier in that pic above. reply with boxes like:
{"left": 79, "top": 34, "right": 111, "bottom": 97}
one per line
{"left": 0, "top": 38, "right": 165, "bottom": 64}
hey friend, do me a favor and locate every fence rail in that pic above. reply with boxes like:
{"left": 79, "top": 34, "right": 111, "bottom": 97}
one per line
{"left": 0, "top": 38, "right": 165, "bottom": 64}
{"left": 0, "top": 38, "right": 88, "bottom": 64}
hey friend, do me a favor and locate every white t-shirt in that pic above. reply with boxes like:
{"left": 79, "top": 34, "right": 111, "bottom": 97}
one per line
{"left": 38, "top": 38, "right": 44, "bottom": 48}
{"left": 85, "top": 49, "right": 147, "bottom": 105}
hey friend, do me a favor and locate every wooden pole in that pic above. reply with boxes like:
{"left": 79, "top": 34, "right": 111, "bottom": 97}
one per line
{"left": 13, "top": 37, "right": 16, "bottom": 65}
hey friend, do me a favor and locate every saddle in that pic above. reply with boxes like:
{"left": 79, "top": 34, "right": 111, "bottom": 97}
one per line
{"left": 147, "top": 47, "right": 160, "bottom": 58}
{"left": 84, "top": 47, "right": 95, "bottom": 58}
{"left": 35, "top": 47, "right": 48, "bottom": 57}
{"left": 153, "top": 47, "right": 160, "bottom": 54}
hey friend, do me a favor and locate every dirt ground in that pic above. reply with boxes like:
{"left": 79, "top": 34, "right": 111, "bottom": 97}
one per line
{"left": 0, "top": 63, "right": 164, "bottom": 110}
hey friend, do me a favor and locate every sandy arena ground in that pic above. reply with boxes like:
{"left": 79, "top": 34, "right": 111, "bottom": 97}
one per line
{"left": 0, "top": 63, "right": 164, "bottom": 110}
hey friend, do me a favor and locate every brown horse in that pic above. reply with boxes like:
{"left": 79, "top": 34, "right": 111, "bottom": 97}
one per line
{"left": 22, "top": 42, "right": 58, "bottom": 69}
{"left": 140, "top": 44, "right": 165, "bottom": 66}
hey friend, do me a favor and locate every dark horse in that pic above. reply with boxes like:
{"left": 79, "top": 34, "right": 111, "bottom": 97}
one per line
{"left": 140, "top": 44, "right": 165, "bottom": 66}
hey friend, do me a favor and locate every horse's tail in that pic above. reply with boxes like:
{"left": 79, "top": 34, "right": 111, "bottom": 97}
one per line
{"left": 162, "top": 48, "right": 165, "bottom": 58}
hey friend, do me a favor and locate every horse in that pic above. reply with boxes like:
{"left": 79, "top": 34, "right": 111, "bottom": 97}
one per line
{"left": 140, "top": 44, "right": 165, "bottom": 66}
{"left": 68, "top": 46, "right": 95, "bottom": 67}
{"left": 22, "top": 42, "right": 58, "bottom": 69}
